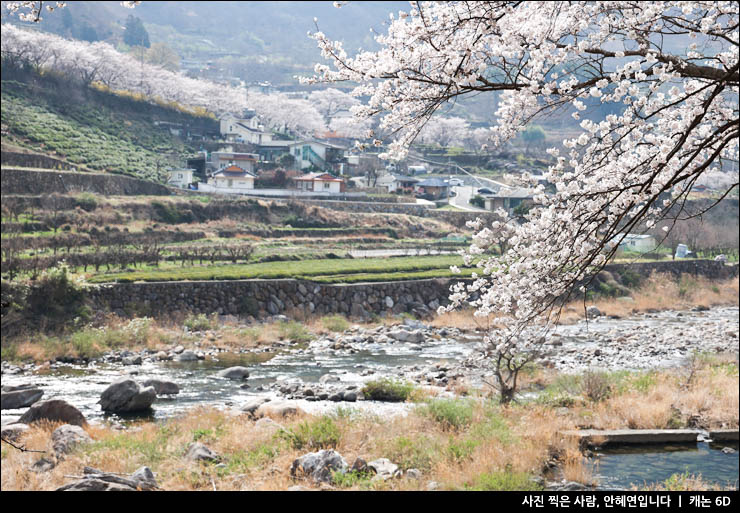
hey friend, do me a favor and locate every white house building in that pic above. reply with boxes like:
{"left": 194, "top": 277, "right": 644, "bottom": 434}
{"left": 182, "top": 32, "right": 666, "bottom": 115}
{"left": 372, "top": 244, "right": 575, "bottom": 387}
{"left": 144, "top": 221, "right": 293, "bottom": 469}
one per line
{"left": 167, "top": 169, "right": 195, "bottom": 189}
{"left": 198, "top": 165, "right": 256, "bottom": 194}
{"left": 618, "top": 234, "right": 657, "bottom": 253}
{"left": 220, "top": 112, "right": 273, "bottom": 145}
{"left": 292, "top": 172, "right": 345, "bottom": 193}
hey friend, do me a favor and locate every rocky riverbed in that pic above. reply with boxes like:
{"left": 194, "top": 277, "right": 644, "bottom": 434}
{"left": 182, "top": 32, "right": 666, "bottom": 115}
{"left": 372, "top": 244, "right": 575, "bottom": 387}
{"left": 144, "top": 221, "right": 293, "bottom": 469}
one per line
{"left": 2, "top": 306, "right": 738, "bottom": 426}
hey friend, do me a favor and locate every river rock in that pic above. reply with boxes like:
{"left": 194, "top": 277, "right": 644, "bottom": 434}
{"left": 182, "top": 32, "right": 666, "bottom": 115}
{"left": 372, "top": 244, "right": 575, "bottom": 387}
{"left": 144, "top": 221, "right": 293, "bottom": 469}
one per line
{"left": 255, "top": 400, "right": 305, "bottom": 419}
{"left": 254, "top": 417, "right": 283, "bottom": 435}
{"left": 217, "top": 366, "right": 250, "bottom": 380}
{"left": 155, "top": 351, "right": 171, "bottom": 361}
{"left": 141, "top": 379, "right": 180, "bottom": 395}
{"left": 368, "top": 458, "right": 399, "bottom": 480}
{"left": 1, "top": 423, "right": 30, "bottom": 442}
{"left": 388, "top": 329, "right": 424, "bottom": 343}
{"left": 57, "top": 466, "right": 158, "bottom": 491}
{"left": 319, "top": 374, "right": 341, "bottom": 384}
{"left": 175, "top": 350, "right": 198, "bottom": 361}
{"left": 18, "top": 399, "right": 87, "bottom": 427}
{"left": 131, "top": 466, "right": 158, "bottom": 489}
{"left": 30, "top": 457, "right": 57, "bottom": 473}
{"left": 99, "top": 378, "right": 156, "bottom": 413}
{"left": 185, "top": 442, "right": 220, "bottom": 463}
{"left": 1, "top": 388, "right": 44, "bottom": 410}
{"left": 240, "top": 397, "right": 271, "bottom": 416}
{"left": 52, "top": 424, "right": 92, "bottom": 455}
{"left": 290, "top": 449, "right": 348, "bottom": 483}
{"left": 586, "top": 306, "right": 601, "bottom": 318}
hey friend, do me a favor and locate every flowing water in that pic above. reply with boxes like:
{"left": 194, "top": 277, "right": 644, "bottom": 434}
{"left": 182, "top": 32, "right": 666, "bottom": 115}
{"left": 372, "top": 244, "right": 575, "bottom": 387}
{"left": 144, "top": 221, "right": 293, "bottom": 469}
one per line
{"left": 590, "top": 442, "right": 739, "bottom": 490}
{"left": 1, "top": 333, "right": 477, "bottom": 424}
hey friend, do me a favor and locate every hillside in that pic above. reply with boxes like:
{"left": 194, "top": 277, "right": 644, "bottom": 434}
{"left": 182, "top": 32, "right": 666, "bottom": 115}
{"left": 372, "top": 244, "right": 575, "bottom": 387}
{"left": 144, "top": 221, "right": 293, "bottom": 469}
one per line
{"left": 0, "top": 70, "right": 216, "bottom": 182}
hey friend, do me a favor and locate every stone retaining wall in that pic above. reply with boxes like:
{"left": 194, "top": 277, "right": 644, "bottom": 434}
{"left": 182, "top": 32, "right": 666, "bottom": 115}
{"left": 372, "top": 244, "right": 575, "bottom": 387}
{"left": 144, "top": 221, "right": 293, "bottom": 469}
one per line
{"left": 88, "top": 278, "right": 451, "bottom": 319}
{"left": 85, "top": 260, "right": 737, "bottom": 320}
{"left": 1, "top": 168, "right": 171, "bottom": 196}
{"left": 1, "top": 151, "right": 79, "bottom": 171}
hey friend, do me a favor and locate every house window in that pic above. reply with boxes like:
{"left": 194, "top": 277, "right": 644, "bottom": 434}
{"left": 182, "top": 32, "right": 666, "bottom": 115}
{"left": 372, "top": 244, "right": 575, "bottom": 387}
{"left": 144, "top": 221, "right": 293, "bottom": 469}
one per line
{"left": 178, "top": 173, "right": 183, "bottom": 179}
{"left": 227, "top": 179, "right": 233, "bottom": 187}
{"left": 324, "top": 182, "right": 331, "bottom": 190}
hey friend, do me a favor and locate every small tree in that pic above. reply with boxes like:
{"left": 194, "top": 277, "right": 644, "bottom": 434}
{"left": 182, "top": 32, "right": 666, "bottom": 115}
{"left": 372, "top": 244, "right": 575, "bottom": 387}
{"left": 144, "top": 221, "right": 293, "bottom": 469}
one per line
{"left": 123, "top": 15, "right": 150, "bottom": 48}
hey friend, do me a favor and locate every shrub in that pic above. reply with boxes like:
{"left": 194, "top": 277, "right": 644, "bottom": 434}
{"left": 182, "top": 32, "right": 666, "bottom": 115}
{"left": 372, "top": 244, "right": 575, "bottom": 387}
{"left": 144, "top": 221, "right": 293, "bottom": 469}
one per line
{"left": 74, "top": 192, "right": 98, "bottom": 212}
{"left": 25, "top": 263, "right": 89, "bottom": 329}
{"left": 183, "top": 313, "right": 218, "bottom": 332}
{"left": 581, "top": 370, "right": 612, "bottom": 402}
{"left": 418, "top": 398, "right": 474, "bottom": 430}
{"left": 320, "top": 314, "right": 349, "bottom": 333}
{"left": 277, "top": 417, "right": 341, "bottom": 450}
{"left": 385, "top": 435, "right": 436, "bottom": 471}
{"left": 361, "top": 378, "right": 416, "bottom": 402}
{"left": 277, "top": 321, "right": 312, "bottom": 343}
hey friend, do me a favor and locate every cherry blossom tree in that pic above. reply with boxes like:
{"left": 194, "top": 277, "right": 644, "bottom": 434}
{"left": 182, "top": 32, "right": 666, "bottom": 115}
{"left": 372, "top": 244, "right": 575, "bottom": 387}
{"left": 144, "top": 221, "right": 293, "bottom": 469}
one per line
{"left": 305, "top": 1, "right": 739, "bottom": 402}
{"left": 308, "top": 87, "right": 359, "bottom": 124}
{"left": 418, "top": 116, "right": 470, "bottom": 147}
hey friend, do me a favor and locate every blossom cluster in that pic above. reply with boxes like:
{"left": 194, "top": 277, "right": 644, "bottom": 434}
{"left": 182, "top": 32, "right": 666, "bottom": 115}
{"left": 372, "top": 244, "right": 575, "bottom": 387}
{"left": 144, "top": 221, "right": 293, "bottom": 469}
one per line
{"left": 306, "top": 1, "right": 739, "bottom": 352}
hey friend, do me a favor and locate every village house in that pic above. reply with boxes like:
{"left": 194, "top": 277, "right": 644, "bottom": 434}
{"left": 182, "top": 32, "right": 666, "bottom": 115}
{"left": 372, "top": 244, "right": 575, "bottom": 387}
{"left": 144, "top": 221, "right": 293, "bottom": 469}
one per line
{"left": 257, "top": 140, "right": 293, "bottom": 163}
{"left": 167, "top": 168, "right": 195, "bottom": 189}
{"left": 220, "top": 112, "right": 273, "bottom": 145}
{"left": 292, "top": 172, "right": 345, "bottom": 193}
{"left": 287, "top": 140, "right": 347, "bottom": 173}
{"left": 208, "top": 151, "right": 259, "bottom": 174}
{"left": 199, "top": 164, "right": 256, "bottom": 194}
{"left": 618, "top": 234, "right": 658, "bottom": 253}
{"left": 393, "top": 175, "right": 420, "bottom": 194}
{"left": 483, "top": 187, "right": 536, "bottom": 214}
{"left": 415, "top": 177, "right": 450, "bottom": 199}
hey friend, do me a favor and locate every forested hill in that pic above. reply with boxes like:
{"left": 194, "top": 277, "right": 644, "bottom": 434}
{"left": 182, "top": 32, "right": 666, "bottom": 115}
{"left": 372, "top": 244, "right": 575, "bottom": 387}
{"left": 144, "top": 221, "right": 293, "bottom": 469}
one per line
{"left": 0, "top": 1, "right": 409, "bottom": 85}
{"left": 0, "top": 68, "right": 214, "bottom": 182}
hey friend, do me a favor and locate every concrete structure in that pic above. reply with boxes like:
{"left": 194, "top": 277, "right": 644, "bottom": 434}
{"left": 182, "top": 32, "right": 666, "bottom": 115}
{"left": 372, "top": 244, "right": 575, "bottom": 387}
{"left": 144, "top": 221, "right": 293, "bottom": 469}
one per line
{"left": 562, "top": 429, "right": 703, "bottom": 445}
{"left": 167, "top": 169, "right": 195, "bottom": 189}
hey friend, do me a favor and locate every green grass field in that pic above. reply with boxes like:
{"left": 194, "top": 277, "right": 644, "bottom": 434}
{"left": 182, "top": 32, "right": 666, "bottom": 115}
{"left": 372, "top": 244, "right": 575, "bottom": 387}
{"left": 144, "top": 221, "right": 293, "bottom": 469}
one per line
{"left": 87, "top": 255, "right": 470, "bottom": 283}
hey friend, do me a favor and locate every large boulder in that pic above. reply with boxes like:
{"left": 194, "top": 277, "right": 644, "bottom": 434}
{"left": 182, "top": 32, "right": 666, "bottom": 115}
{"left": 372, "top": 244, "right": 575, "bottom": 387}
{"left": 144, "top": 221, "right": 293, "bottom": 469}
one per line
{"left": 99, "top": 379, "right": 156, "bottom": 413}
{"left": 141, "top": 379, "right": 180, "bottom": 395}
{"left": 290, "top": 449, "right": 348, "bottom": 483}
{"left": 18, "top": 399, "right": 87, "bottom": 427}
{"left": 1, "top": 388, "right": 44, "bottom": 410}
{"left": 216, "top": 366, "right": 250, "bottom": 380}
{"left": 52, "top": 424, "right": 92, "bottom": 455}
